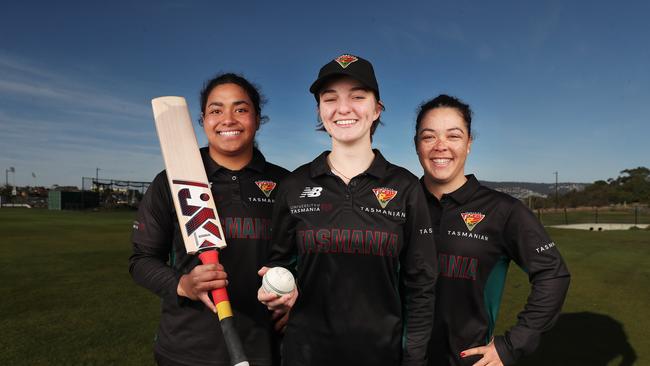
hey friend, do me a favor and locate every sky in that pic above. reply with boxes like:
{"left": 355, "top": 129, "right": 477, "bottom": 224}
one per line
{"left": 1, "top": 0, "right": 648, "bottom": 188}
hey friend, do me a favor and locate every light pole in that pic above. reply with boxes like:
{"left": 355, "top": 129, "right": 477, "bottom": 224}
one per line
{"left": 10, "top": 167, "right": 16, "bottom": 198}
{"left": 5, "top": 167, "right": 14, "bottom": 187}
{"left": 554, "top": 171, "right": 559, "bottom": 211}
{"left": 96, "top": 167, "right": 101, "bottom": 191}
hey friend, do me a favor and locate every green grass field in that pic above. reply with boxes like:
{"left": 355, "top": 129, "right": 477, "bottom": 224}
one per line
{"left": 1, "top": 209, "right": 648, "bottom": 365}
{"left": 0, "top": 209, "right": 159, "bottom": 365}
{"left": 496, "top": 227, "right": 649, "bottom": 365}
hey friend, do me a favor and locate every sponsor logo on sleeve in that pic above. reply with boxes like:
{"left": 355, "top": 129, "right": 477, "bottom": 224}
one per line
{"left": 419, "top": 227, "right": 433, "bottom": 235}
{"left": 535, "top": 242, "right": 556, "bottom": 253}
{"left": 372, "top": 187, "right": 397, "bottom": 208}
{"left": 255, "top": 180, "right": 277, "bottom": 197}
{"left": 461, "top": 212, "right": 485, "bottom": 231}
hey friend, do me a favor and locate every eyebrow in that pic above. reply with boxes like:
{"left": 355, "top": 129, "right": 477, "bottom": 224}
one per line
{"left": 320, "top": 86, "right": 370, "bottom": 95}
{"left": 350, "top": 86, "right": 370, "bottom": 92}
{"left": 419, "top": 127, "right": 465, "bottom": 134}
{"left": 207, "top": 100, "right": 250, "bottom": 108}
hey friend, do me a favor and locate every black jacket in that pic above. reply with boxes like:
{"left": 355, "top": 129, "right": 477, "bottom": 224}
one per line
{"left": 129, "top": 148, "right": 288, "bottom": 366}
{"left": 424, "top": 175, "right": 570, "bottom": 366}
{"left": 268, "top": 150, "right": 437, "bottom": 366}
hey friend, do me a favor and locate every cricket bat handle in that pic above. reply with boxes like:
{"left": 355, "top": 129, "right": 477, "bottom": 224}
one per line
{"left": 198, "top": 250, "right": 249, "bottom": 366}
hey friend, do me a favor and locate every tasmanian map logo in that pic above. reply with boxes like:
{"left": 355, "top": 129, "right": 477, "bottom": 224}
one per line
{"left": 255, "top": 181, "right": 277, "bottom": 198}
{"left": 335, "top": 54, "right": 358, "bottom": 68}
{"left": 461, "top": 212, "right": 485, "bottom": 231}
{"left": 372, "top": 187, "right": 398, "bottom": 208}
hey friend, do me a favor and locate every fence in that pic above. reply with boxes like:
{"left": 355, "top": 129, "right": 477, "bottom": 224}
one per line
{"left": 81, "top": 177, "right": 151, "bottom": 208}
{"left": 536, "top": 206, "right": 650, "bottom": 226}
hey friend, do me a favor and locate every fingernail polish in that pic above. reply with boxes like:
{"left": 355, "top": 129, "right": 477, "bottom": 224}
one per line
{"left": 460, "top": 352, "right": 466, "bottom": 358}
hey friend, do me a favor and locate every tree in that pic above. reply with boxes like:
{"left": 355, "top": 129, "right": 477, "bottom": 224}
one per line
{"left": 615, "top": 167, "right": 650, "bottom": 204}
{"left": 544, "top": 167, "right": 650, "bottom": 207}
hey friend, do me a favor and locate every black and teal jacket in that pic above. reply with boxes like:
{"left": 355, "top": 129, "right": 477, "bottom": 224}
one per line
{"left": 423, "top": 175, "right": 570, "bottom": 366}
{"left": 267, "top": 150, "right": 437, "bottom": 366}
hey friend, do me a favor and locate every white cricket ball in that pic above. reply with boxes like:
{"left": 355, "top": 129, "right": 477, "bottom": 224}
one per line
{"left": 262, "top": 267, "right": 295, "bottom": 296}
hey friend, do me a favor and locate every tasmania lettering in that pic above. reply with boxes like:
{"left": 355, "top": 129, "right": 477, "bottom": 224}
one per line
{"left": 447, "top": 230, "right": 489, "bottom": 241}
{"left": 535, "top": 241, "right": 556, "bottom": 253}
{"left": 359, "top": 205, "right": 406, "bottom": 218}
{"left": 438, "top": 252, "right": 479, "bottom": 280}
{"left": 297, "top": 228, "right": 399, "bottom": 257}
{"left": 221, "top": 217, "right": 271, "bottom": 240}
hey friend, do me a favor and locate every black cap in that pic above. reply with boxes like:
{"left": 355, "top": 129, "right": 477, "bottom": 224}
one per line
{"left": 309, "top": 54, "right": 380, "bottom": 100}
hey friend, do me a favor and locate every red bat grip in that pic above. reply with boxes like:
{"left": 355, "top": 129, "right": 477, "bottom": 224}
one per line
{"left": 198, "top": 250, "right": 249, "bottom": 366}
{"left": 199, "top": 251, "right": 230, "bottom": 304}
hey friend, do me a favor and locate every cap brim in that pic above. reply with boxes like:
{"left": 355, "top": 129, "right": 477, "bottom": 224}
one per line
{"left": 309, "top": 74, "right": 343, "bottom": 95}
{"left": 309, "top": 71, "right": 373, "bottom": 95}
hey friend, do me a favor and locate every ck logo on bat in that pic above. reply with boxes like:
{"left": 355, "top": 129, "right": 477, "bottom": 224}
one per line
{"left": 173, "top": 180, "right": 225, "bottom": 251}
{"left": 461, "top": 212, "right": 485, "bottom": 231}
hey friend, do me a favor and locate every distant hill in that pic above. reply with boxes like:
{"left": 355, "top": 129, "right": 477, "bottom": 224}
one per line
{"left": 479, "top": 180, "right": 588, "bottom": 200}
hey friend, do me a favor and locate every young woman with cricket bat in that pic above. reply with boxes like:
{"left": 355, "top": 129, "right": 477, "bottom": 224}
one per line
{"left": 413, "top": 94, "right": 571, "bottom": 366}
{"left": 259, "top": 54, "right": 437, "bottom": 366}
{"left": 130, "top": 73, "right": 288, "bottom": 366}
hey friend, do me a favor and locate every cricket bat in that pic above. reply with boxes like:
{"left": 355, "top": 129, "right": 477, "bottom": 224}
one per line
{"left": 152, "top": 96, "right": 249, "bottom": 366}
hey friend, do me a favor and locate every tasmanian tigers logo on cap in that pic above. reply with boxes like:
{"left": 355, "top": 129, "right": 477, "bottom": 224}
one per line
{"left": 461, "top": 212, "right": 485, "bottom": 231}
{"left": 255, "top": 180, "right": 277, "bottom": 198}
{"left": 372, "top": 187, "right": 397, "bottom": 208}
{"left": 335, "top": 54, "right": 358, "bottom": 68}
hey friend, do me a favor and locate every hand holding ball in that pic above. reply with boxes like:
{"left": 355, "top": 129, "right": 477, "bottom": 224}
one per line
{"left": 262, "top": 267, "right": 295, "bottom": 296}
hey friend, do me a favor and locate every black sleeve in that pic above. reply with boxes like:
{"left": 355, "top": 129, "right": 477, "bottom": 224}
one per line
{"left": 400, "top": 181, "right": 437, "bottom": 366}
{"left": 128, "top": 172, "right": 182, "bottom": 302}
{"left": 494, "top": 201, "right": 571, "bottom": 365}
{"left": 129, "top": 243, "right": 182, "bottom": 301}
{"left": 266, "top": 180, "right": 298, "bottom": 271}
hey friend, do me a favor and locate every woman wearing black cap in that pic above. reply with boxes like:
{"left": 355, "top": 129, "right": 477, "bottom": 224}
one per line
{"left": 413, "top": 94, "right": 570, "bottom": 365}
{"left": 258, "top": 54, "right": 437, "bottom": 366}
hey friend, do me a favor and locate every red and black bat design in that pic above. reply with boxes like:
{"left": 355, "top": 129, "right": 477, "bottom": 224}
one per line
{"left": 152, "top": 96, "right": 248, "bottom": 366}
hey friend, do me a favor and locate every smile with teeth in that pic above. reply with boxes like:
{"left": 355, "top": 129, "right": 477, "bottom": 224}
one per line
{"left": 218, "top": 130, "right": 242, "bottom": 136}
{"left": 335, "top": 119, "right": 357, "bottom": 126}
{"left": 431, "top": 158, "right": 452, "bottom": 166}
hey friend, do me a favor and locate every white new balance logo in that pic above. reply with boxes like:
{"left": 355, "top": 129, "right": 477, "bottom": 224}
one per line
{"left": 300, "top": 187, "right": 323, "bottom": 198}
